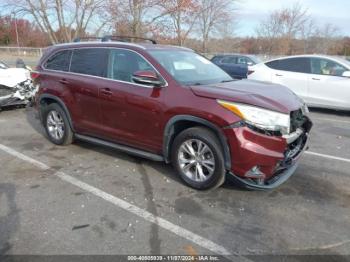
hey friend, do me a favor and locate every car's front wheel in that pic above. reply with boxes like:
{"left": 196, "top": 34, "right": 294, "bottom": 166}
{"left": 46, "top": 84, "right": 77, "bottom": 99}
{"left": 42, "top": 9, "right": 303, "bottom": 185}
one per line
{"left": 171, "top": 127, "right": 226, "bottom": 190}
{"left": 43, "top": 103, "right": 73, "bottom": 145}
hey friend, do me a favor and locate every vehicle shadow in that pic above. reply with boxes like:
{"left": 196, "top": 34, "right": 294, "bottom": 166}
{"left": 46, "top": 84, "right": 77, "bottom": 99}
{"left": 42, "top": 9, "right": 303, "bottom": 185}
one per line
{"left": 24, "top": 106, "right": 46, "bottom": 137}
{"left": 0, "top": 183, "right": 20, "bottom": 255}
{"left": 309, "top": 107, "right": 350, "bottom": 117}
{"left": 77, "top": 140, "right": 244, "bottom": 191}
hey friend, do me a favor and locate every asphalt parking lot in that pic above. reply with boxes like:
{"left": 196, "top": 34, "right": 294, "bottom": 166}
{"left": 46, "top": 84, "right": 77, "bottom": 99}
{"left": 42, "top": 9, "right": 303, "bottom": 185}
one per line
{"left": 0, "top": 106, "right": 350, "bottom": 260}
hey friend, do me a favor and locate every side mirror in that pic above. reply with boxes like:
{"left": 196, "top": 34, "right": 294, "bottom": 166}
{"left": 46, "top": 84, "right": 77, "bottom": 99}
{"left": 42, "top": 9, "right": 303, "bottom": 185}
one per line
{"left": 342, "top": 71, "right": 350, "bottom": 78}
{"left": 132, "top": 70, "right": 164, "bottom": 87}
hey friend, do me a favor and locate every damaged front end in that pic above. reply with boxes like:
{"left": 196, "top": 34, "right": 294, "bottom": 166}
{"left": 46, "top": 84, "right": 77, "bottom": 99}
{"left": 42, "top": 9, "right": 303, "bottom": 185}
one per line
{"left": 223, "top": 104, "right": 313, "bottom": 190}
{"left": 0, "top": 79, "right": 36, "bottom": 108}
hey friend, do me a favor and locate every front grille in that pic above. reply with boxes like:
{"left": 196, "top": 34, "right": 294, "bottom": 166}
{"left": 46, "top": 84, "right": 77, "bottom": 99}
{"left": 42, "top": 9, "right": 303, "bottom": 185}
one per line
{"left": 290, "top": 109, "right": 306, "bottom": 133}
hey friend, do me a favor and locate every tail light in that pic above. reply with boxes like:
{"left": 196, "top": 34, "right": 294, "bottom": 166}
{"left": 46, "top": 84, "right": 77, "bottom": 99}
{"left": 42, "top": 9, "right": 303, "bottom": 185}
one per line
{"left": 30, "top": 71, "right": 40, "bottom": 79}
{"left": 30, "top": 70, "right": 40, "bottom": 80}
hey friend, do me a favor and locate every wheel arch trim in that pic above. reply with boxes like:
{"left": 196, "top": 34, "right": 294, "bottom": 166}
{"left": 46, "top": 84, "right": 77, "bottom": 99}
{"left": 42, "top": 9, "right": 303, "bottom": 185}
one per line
{"left": 38, "top": 94, "right": 75, "bottom": 132}
{"left": 163, "top": 115, "right": 231, "bottom": 170}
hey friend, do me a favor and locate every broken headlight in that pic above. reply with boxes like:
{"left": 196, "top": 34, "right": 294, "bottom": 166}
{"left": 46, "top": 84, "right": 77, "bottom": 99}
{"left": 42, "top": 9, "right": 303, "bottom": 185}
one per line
{"left": 218, "top": 100, "right": 291, "bottom": 135}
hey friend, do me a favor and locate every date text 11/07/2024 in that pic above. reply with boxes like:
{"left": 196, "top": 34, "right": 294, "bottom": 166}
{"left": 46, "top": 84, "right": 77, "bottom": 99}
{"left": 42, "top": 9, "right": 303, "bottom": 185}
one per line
{"left": 127, "top": 255, "right": 221, "bottom": 261}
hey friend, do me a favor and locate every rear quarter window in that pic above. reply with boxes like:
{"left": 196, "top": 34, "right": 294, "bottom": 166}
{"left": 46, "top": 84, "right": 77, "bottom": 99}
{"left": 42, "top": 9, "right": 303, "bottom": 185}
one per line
{"left": 45, "top": 50, "right": 72, "bottom": 71}
{"left": 70, "top": 48, "right": 109, "bottom": 77}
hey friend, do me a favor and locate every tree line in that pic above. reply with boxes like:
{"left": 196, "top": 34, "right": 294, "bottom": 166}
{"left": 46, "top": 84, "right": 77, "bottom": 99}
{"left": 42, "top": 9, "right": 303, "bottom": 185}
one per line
{"left": 1, "top": 0, "right": 349, "bottom": 56}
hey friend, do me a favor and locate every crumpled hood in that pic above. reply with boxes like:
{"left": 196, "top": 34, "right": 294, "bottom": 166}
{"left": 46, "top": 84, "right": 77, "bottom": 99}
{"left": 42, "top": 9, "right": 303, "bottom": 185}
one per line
{"left": 0, "top": 68, "right": 29, "bottom": 88}
{"left": 190, "top": 79, "right": 303, "bottom": 113}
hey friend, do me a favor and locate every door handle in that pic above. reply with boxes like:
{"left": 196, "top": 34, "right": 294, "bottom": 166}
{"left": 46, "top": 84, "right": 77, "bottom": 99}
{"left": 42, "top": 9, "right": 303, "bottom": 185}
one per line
{"left": 100, "top": 88, "right": 112, "bottom": 96}
{"left": 312, "top": 78, "right": 320, "bottom": 81}
{"left": 59, "top": 78, "right": 69, "bottom": 84}
{"left": 275, "top": 74, "right": 283, "bottom": 77}
{"left": 82, "top": 88, "right": 93, "bottom": 95}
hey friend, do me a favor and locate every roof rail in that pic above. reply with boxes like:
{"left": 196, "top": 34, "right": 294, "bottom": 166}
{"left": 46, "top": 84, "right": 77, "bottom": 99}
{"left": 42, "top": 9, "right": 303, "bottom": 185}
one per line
{"left": 102, "top": 35, "right": 157, "bottom": 44}
{"left": 73, "top": 36, "right": 103, "bottom": 42}
{"left": 73, "top": 35, "right": 157, "bottom": 44}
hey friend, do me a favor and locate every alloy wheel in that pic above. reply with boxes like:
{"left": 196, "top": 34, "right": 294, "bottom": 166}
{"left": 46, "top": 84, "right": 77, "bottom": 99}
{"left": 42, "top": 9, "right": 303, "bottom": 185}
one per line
{"left": 177, "top": 139, "right": 215, "bottom": 182}
{"left": 46, "top": 110, "right": 65, "bottom": 140}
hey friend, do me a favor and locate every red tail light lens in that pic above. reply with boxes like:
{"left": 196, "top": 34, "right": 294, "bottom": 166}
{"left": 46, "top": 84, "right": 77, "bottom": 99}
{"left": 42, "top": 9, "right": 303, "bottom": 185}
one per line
{"left": 30, "top": 71, "right": 40, "bottom": 79}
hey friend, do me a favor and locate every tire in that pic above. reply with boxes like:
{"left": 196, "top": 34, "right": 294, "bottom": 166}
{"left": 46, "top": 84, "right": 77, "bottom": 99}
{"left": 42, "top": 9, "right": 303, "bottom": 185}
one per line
{"left": 171, "top": 127, "right": 226, "bottom": 190}
{"left": 42, "top": 103, "right": 73, "bottom": 145}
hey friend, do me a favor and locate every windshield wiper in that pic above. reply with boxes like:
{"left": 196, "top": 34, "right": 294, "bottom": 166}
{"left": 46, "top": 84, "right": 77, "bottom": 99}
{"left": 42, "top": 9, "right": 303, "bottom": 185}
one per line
{"left": 221, "top": 79, "right": 235, "bottom": 83}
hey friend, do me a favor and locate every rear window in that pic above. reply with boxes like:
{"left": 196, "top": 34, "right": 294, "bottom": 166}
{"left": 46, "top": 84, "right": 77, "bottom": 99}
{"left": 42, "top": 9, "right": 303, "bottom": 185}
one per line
{"left": 45, "top": 50, "right": 72, "bottom": 71}
{"left": 70, "top": 48, "right": 109, "bottom": 77}
{"left": 266, "top": 58, "right": 311, "bottom": 73}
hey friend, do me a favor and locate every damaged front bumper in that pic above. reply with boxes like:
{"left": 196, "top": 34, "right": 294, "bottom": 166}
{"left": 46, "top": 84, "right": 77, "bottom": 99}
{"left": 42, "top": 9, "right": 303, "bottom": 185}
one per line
{"left": 0, "top": 80, "right": 36, "bottom": 108}
{"left": 224, "top": 115, "right": 312, "bottom": 190}
{"left": 228, "top": 132, "right": 308, "bottom": 190}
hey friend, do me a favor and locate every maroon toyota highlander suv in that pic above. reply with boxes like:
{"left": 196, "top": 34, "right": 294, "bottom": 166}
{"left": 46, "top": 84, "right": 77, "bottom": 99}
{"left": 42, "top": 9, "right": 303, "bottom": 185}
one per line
{"left": 33, "top": 36, "right": 312, "bottom": 190}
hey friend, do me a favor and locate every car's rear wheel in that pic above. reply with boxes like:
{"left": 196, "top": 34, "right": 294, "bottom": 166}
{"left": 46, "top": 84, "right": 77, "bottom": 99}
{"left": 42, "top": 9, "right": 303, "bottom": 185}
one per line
{"left": 43, "top": 103, "right": 73, "bottom": 145}
{"left": 171, "top": 127, "right": 226, "bottom": 190}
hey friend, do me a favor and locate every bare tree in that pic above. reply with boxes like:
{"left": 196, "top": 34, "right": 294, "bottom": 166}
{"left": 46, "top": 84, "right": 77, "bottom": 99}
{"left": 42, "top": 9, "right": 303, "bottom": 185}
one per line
{"left": 256, "top": 2, "right": 311, "bottom": 55}
{"left": 197, "top": 0, "right": 236, "bottom": 52}
{"left": 159, "top": 0, "right": 200, "bottom": 46}
{"left": 300, "top": 18, "right": 316, "bottom": 53}
{"left": 4, "top": 0, "right": 106, "bottom": 44}
{"left": 107, "top": 0, "right": 169, "bottom": 38}
{"left": 312, "top": 23, "right": 340, "bottom": 54}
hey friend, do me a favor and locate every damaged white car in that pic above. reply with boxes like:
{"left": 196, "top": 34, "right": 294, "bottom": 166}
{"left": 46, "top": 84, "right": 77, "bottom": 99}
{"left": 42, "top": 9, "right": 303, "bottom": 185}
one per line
{"left": 0, "top": 61, "right": 36, "bottom": 109}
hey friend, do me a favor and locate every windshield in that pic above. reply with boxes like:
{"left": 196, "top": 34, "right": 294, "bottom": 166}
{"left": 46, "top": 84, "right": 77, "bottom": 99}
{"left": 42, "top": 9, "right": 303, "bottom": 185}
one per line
{"left": 149, "top": 50, "right": 232, "bottom": 85}
{"left": 249, "top": 56, "right": 261, "bottom": 64}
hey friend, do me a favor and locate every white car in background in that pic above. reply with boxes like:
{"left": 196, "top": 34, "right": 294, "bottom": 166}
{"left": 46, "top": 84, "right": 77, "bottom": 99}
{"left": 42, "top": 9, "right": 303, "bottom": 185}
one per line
{"left": 248, "top": 55, "right": 350, "bottom": 110}
{"left": 0, "top": 60, "right": 35, "bottom": 109}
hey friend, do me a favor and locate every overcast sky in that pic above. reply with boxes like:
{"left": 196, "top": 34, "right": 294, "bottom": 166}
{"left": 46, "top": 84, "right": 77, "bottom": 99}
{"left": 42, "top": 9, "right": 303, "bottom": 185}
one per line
{"left": 235, "top": 0, "right": 350, "bottom": 37}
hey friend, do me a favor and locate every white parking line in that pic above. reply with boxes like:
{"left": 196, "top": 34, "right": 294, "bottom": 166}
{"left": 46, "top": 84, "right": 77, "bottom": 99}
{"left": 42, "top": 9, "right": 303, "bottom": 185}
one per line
{"left": 306, "top": 151, "right": 350, "bottom": 163}
{"left": 0, "top": 143, "right": 232, "bottom": 257}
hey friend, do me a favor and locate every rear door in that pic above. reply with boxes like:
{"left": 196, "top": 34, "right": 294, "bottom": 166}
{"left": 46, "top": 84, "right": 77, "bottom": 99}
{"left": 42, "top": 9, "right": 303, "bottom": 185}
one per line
{"left": 308, "top": 57, "right": 350, "bottom": 108}
{"left": 99, "top": 48, "right": 165, "bottom": 153}
{"left": 67, "top": 48, "right": 109, "bottom": 135}
{"left": 266, "top": 58, "right": 310, "bottom": 101}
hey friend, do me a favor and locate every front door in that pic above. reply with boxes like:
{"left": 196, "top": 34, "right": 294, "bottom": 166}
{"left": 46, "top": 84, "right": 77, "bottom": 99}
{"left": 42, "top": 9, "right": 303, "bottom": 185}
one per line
{"left": 308, "top": 57, "right": 350, "bottom": 108}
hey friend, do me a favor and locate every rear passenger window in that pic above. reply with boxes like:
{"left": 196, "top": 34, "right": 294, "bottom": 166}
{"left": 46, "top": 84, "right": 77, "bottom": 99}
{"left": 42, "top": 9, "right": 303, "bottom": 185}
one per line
{"left": 108, "top": 49, "right": 155, "bottom": 83}
{"left": 45, "top": 50, "right": 71, "bottom": 71}
{"left": 70, "top": 48, "right": 109, "bottom": 77}
{"left": 266, "top": 58, "right": 310, "bottom": 73}
{"left": 221, "top": 57, "right": 236, "bottom": 64}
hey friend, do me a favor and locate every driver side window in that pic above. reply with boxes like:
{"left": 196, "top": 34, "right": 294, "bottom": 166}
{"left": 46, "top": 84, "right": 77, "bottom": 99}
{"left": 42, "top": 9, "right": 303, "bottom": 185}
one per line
{"left": 108, "top": 49, "right": 155, "bottom": 83}
{"left": 311, "top": 58, "right": 347, "bottom": 77}
{"left": 221, "top": 56, "right": 237, "bottom": 64}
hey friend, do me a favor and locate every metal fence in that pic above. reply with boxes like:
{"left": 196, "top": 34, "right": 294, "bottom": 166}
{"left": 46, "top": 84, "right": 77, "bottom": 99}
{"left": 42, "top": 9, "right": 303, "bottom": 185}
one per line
{"left": 0, "top": 47, "right": 43, "bottom": 57}
{"left": 0, "top": 46, "right": 349, "bottom": 64}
